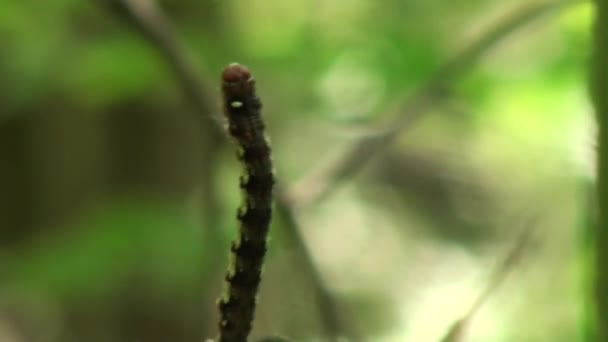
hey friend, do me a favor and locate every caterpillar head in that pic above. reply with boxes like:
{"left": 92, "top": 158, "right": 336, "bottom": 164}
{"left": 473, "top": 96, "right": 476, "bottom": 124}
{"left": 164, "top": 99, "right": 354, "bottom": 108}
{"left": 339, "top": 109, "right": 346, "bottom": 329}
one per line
{"left": 222, "top": 63, "right": 251, "bottom": 83}
{"left": 221, "top": 63, "right": 259, "bottom": 112}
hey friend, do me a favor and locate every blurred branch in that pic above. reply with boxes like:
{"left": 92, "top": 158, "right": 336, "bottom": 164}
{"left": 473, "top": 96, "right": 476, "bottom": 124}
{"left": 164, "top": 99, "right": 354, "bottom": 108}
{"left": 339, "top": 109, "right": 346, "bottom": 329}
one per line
{"left": 100, "top": 0, "right": 228, "bottom": 337}
{"left": 275, "top": 188, "right": 350, "bottom": 341}
{"left": 101, "top": 0, "right": 349, "bottom": 340}
{"left": 590, "top": 0, "right": 608, "bottom": 340}
{"left": 288, "top": 0, "right": 583, "bottom": 208}
{"left": 106, "top": 0, "right": 219, "bottom": 121}
{"left": 440, "top": 221, "right": 537, "bottom": 342}
{"left": 102, "top": 0, "right": 225, "bottom": 224}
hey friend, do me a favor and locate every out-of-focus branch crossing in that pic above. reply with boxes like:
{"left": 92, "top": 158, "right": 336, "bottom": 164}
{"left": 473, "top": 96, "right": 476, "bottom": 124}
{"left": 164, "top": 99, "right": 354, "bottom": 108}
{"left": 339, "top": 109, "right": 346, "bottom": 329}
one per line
{"left": 288, "top": 0, "right": 584, "bottom": 209}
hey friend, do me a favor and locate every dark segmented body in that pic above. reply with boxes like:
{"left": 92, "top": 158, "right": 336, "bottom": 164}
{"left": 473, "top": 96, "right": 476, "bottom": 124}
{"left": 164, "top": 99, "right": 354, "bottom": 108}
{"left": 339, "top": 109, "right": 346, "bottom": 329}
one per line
{"left": 218, "top": 63, "right": 274, "bottom": 342}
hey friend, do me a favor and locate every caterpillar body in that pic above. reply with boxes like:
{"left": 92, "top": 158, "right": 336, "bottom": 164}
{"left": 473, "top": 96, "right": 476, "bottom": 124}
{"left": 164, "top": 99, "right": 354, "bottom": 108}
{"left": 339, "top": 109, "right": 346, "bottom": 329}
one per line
{"left": 218, "top": 63, "right": 275, "bottom": 342}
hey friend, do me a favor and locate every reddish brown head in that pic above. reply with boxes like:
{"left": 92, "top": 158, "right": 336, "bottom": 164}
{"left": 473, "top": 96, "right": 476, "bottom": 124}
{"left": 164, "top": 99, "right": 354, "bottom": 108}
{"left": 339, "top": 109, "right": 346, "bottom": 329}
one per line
{"left": 222, "top": 63, "right": 251, "bottom": 83}
{"left": 221, "top": 63, "right": 256, "bottom": 104}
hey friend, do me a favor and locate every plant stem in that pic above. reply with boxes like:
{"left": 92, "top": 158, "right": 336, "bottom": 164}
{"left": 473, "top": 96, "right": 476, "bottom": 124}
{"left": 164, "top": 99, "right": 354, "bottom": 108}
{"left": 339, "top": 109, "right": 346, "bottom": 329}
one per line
{"left": 440, "top": 221, "right": 536, "bottom": 342}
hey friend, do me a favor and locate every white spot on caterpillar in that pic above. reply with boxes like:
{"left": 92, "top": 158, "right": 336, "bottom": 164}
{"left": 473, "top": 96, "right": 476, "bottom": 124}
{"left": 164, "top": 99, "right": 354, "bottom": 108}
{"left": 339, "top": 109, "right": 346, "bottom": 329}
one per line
{"left": 231, "top": 101, "right": 244, "bottom": 108}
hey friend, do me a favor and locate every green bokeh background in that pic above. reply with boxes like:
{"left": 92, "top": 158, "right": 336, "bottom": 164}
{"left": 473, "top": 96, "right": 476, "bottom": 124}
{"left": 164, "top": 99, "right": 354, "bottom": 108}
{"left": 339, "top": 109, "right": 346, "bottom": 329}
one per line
{"left": 0, "top": 0, "right": 596, "bottom": 341}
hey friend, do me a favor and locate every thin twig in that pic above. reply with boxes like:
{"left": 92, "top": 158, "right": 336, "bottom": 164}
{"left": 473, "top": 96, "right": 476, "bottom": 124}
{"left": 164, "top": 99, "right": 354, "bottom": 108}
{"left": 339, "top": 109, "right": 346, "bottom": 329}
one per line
{"left": 107, "top": 0, "right": 219, "bottom": 121}
{"left": 288, "top": 0, "right": 582, "bottom": 208}
{"left": 102, "top": 0, "right": 225, "bottom": 223}
{"left": 100, "top": 0, "right": 231, "bottom": 337}
{"left": 275, "top": 187, "right": 348, "bottom": 341}
{"left": 440, "top": 220, "right": 537, "bottom": 342}
{"left": 100, "top": 0, "right": 349, "bottom": 340}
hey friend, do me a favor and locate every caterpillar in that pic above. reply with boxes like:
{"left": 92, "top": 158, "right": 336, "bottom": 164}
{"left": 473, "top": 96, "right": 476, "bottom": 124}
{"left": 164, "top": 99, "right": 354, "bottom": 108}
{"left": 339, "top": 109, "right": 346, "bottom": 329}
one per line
{"left": 217, "top": 63, "right": 275, "bottom": 342}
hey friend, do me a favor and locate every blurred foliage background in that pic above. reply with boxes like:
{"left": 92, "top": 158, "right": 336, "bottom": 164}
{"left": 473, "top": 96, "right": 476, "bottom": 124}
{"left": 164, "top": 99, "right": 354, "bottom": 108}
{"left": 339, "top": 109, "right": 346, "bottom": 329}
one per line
{"left": 0, "top": 0, "right": 596, "bottom": 341}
